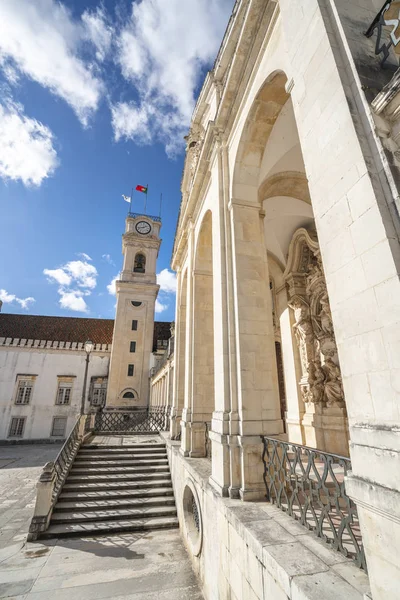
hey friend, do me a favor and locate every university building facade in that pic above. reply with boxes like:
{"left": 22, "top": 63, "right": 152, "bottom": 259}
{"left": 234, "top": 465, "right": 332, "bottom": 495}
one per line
{"left": 151, "top": 1, "right": 400, "bottom": 598}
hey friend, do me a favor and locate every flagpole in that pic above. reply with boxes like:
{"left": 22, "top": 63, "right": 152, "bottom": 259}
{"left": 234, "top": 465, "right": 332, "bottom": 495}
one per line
{"left": 159, "top": 193, "right": 162, "bottom": 218}
{"left": 130, "top": 187, "right": 133, "bottom": 214}
{"left": 144, "top": 183, "right": 148, "bottom": 214}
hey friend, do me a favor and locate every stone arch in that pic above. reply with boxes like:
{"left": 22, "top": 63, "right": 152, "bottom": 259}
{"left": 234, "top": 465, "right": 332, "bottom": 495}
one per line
{"left": 134, "top": 252, "right": 146, "bottom": 273}
{"left": 190, "top": 210, "right": 214, "bottom": 457}
{"left": 119, "top": 388, "right": 138, "bottom": 401}
{"left": 232, "top": 70, "right": 289, "bottom": 205}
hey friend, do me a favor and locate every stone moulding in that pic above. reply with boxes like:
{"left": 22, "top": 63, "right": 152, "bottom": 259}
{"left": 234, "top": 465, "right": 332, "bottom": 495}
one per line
{"left": 0, "top": 337, "right": 111, "bottom": 352}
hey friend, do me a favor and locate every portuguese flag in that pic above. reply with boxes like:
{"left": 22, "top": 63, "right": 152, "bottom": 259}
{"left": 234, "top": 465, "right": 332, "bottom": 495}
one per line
{"left": 136, "top": 184, "right": 148, "bottom": 194}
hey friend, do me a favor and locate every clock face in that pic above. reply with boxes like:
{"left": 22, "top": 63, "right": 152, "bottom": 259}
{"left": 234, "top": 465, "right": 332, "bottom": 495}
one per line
{"left": 135, "top": 221, "right": 151, "bottom": 235}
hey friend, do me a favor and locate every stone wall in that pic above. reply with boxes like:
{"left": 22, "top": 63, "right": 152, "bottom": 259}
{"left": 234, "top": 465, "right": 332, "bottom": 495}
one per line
{"left": 0, "top": 341, "right": 110, "bottom": 441}
{"left": 162, "top": 433, "right": 370, "bottom": 600}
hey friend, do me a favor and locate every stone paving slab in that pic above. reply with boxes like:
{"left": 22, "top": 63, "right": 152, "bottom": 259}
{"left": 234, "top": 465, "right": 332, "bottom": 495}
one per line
{"left": 0, "top": 443, "right": 203, "bottom": 600}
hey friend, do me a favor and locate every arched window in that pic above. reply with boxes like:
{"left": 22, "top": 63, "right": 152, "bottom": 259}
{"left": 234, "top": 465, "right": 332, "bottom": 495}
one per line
{"left": 134, "top": 253, "right": 146, "bottom": 273}
{"left": 123, "top": 391, "right": 135, "bottom": 398}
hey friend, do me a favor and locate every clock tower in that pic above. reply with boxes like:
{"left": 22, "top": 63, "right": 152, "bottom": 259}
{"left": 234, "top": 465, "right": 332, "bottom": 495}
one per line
{"left": 106, "top": 213, "right": 161, "bottom": 409}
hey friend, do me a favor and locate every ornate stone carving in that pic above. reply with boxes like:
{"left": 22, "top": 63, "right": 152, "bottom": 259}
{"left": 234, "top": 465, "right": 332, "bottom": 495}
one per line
{"left": 284, "top": 228, "right": 345, "bottom": 409}
{"left": 184, "top": 124, "right": 205, "bottom": 184}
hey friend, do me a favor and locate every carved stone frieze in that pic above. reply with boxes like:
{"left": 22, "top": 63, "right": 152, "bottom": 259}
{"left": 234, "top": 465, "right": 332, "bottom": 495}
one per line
{"left": 284, "top": 228, "right": 345, "bottom": 410}
{"left": 184, "top": 123, "right": 205, "bottom": 186}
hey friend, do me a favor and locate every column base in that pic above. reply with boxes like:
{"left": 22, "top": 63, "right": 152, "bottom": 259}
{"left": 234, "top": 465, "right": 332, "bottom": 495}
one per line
{"left": 302, "top": 404, "right": 349, "bottom": 456}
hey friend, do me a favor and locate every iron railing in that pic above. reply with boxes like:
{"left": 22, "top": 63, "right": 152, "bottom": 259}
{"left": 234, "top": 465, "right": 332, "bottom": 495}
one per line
{"left": 94, "top": 407, "right": 168, "bottom": 433}
{"left": 260, "top": 436, "right": 367, "bottom": 571}
{"left": 84, "top": 413, "right": 92, "bottom": 435}
{"left": 52, "top": 415, "right": 84, "bottom": 500}
{"left": 128, "top": 212, "right": 161, "bottom": 223}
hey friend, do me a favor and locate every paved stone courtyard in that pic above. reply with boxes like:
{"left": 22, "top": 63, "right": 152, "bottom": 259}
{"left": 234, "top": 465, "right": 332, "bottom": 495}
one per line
{"left": 0, "top": 444, "right": 203, "bottom": 599}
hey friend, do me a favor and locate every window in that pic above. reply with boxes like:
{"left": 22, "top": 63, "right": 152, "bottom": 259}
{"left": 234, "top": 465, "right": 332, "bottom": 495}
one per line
{"left": 128, "top": 364, "right": 134, "bottom": 376}
{"left": 8, "top": 417, "right": 26, "bottom": 438}
{"left": 123, "top": 391, "right": 135, "bottom": 398}
{"left": 51, "top": 417, "right": 67, "bottom": 437}
{"left": 130, "top": 341, "right": 136, "bottom": 353}
{"left": 90, "top": 378, "right": 108, "bottom": 406}
{"left": 131, "top": 301, "right": 142, "bottom": 307}
{"left": 56, "top": 381, "right": 72, "bottom": 405}
{"left": 134, "top": 253, "right": 146, "bottom": 273}
{"left": 132, "top": 320, "right": 138, "bottom": 331}
{"left": 15, "top": 380, "right": 33, "bottom": 405}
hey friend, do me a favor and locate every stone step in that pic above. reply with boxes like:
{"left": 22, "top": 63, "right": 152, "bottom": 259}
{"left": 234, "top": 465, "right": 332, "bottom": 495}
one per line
{"left": 58, "top": 486, "right": 174, "bottom": 502}
{"left": 51, "top": 504, "right": 177, "bottom": 524}
{"left": 80, "top": 444, "right": 166, "bottom": 451}
{"left": 54, "top": 495, "right": 176, "bottom": 512}
{"left": 62, "top": 478, "right": 172, "bottom": 493}
{"left": 66, "top": 470, "right": 170, "bottom": 484}
{"left": 72, "top": 458, "right": 168, "bottom": 469}
{"left": 41, "top": 515, "right": 179, "bottom": 539}
{"left": 70, "top": 465, "right": 169, "bottom": 476}
{"left": 74, "top": 455, "right": 168, "bottom": 465}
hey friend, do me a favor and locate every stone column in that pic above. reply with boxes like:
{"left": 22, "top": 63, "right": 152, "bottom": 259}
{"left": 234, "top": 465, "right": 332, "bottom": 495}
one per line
{"left": 229, "top": 198, "right": 284, "bottom": 500}
{"left": 209, "top": 137, "right": 232, "bottom": 497}
{"left": 279, "top": 306, "right": 305, "bottom": 444}
{"left": 171, "top": 269, "right": 185, "bottom": 438}
{"left": 180, "top": 222, "right": 195, "bottom": 456}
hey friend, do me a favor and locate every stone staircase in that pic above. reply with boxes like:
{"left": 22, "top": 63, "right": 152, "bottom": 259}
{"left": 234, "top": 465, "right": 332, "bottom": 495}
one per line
{"left": 41, "top": 441, "right": 178, "bottom": 538}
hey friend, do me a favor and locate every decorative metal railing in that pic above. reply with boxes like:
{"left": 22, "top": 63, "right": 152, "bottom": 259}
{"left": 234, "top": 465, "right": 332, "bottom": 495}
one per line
{"left": 94, "top": 407, "right": 168, "bottom": 433}
{"left": 52, "top": 415, "right": 84, "bottom": 500}
{"left": 128, "top": 212, "right": 161, "bottom": 223}
{"left": 260, "top": 436, "right": 367, "bottom": 571}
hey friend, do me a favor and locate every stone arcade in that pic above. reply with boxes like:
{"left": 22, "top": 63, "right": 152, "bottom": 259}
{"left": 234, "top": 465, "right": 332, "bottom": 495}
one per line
{"left": 150, "top": 1, "right": 400, "bottom": 599}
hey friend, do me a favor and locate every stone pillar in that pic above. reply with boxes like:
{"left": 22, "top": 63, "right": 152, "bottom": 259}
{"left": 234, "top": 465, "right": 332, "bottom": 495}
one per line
{"left": 279, "top": 306, "right": 305, "bottom": 444}
{"left": 228, "top": 198, "right": 284, "bottom": 500}
{"left": 180, "top": 222, "right": 195, "bottom": 456}
{"left": 209, "top": 137, "right": 231, "bottom": 497}
{"left": 27, "top": 462, "right": 56, "bottom": 541}
{"left": 171, "top": 270, "right": 185, "bottom": 438}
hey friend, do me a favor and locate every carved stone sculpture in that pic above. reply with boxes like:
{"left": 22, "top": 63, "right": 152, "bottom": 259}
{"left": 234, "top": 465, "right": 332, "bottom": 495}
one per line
{"left": 284, "top": 228, "right": 345, "bottom": 409}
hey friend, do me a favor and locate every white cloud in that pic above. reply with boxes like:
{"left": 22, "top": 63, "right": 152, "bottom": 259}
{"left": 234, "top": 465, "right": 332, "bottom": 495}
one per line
{"left": 107, "top": 275, "right": 119, "bottom": 296}
{"left": 78, "top": 252, "right": 92, "bottom": 261}
{"left": 157, "top": 269, "right": 177, "bottom": 293}
{"left": 44, "top": 257, "right": 98, "bottom": 313}
{"left": 82, "top": 7, "right": 113, "bottom": 63}
{"left": 155, "top": 299, "right": 168, "bottom": 314}
{"left": 43, "top": 268, "right": 72, "bottom": 286}
{"left": 113, "top": 0, "right": 233, "bottom": 155}
{"left": 58, "top": 288, "right": 88, "bottom": 313}
{"left": 16, "top": 297, "right": 35, "bottom": 309}
{"left": 44, "top": 259, "right": 97, "bottom": 289}
{"left": 102, "top": 253, "right": 115, "bottom": 266}
{"left": 0, "top": 288, "right": 35, "bottom": 310}
{"left": 0, "top": 0, "right": 104, "bottom": 125}
{"left": 0, "top": 99, "right": 58, "bottom": 187}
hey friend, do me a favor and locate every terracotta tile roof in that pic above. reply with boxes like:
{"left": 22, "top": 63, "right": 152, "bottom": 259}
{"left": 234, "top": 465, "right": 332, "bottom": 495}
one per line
{"left": 0, "top": 314, "right": 114, "bottom": 344}
{"left": 0, "top": 313, "right": 172, "bottom": 350}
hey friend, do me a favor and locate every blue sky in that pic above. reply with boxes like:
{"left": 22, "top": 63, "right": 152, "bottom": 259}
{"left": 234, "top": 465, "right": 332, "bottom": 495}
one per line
{"left": 0, "top": 0, "right": 233, "bottom": 323}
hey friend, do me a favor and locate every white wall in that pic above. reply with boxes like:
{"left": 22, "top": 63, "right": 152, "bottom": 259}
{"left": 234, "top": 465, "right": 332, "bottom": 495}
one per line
{"left": 0, "top": 346, "right": 110, "bottom": 441}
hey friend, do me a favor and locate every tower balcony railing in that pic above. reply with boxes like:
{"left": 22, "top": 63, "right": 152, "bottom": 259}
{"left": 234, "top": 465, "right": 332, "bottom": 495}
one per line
{"left": 260, "top": 436, "right": 367, "bottom": 571}
{"left": 128, "top": 212, "right": 161, "bottom": 223}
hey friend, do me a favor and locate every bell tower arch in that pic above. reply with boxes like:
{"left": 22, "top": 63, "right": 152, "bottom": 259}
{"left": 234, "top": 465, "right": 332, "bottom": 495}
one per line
{"left": 106, "top": 213, "right": 161, "bottom": 409}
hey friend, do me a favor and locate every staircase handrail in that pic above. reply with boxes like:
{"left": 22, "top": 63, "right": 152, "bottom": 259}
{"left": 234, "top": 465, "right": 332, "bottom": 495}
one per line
{"left": 27, "top": 413, "right": 90, "bottom": 540}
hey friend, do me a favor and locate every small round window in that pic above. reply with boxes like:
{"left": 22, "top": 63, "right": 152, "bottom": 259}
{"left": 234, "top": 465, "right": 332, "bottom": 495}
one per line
{"left": 131, "top": 301, "right": 142, "bottom": 307}
{"left": 182, "top": 481, "right": 202, "bottom": 556}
